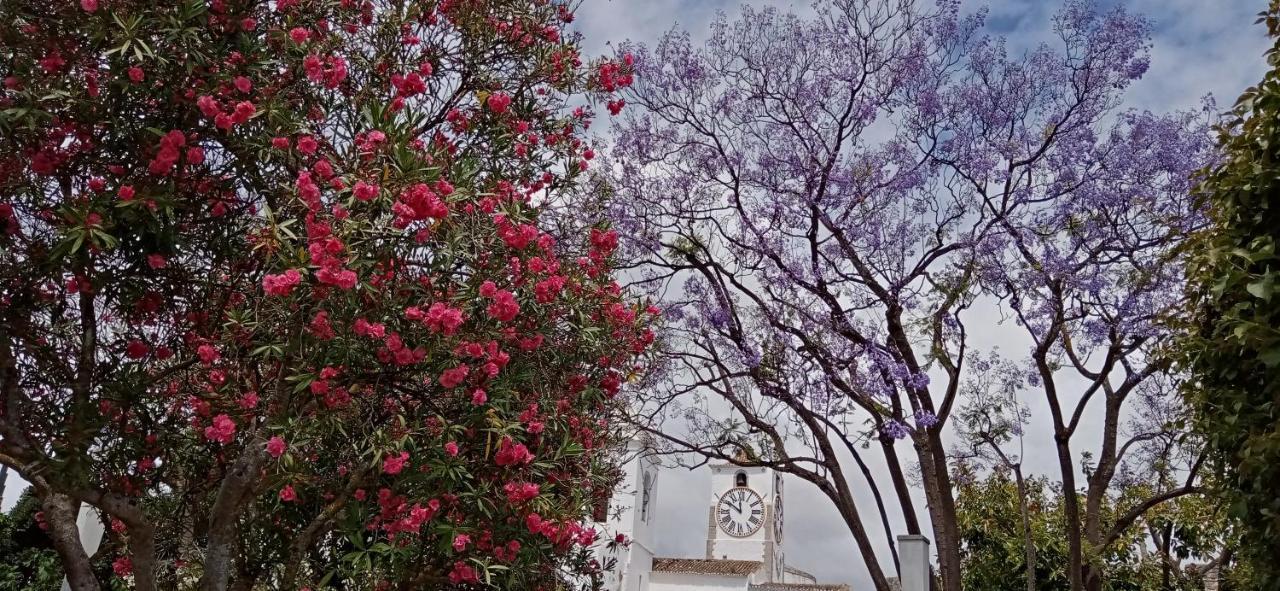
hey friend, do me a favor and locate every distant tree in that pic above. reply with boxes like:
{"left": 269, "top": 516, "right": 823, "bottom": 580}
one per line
{"left": 0, "top": 490, "right": 63, "bottom": 591}
{"left": 605, "top": 1, "right": 1215, "bottom": 590}
{"left": 1178, "top": 3, "right": 1280, "bottom": 588}
{"left": 0, "top": 1, "right": 652, "bottom": 590}
{"left": 953, "top": 464, "right": 1235, "bottom": 591}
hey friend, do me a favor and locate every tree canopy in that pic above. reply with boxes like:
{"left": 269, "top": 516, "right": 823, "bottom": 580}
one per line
{"left": 0, "top": 0, "right": 652, "bottom": 589}
{"left": 1179, "top": 2, "right": 1280, "bottom": 588}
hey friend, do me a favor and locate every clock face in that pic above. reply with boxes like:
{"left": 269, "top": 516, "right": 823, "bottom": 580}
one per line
{"left": 716, "top": 487, "right": 765, "bottom": 537}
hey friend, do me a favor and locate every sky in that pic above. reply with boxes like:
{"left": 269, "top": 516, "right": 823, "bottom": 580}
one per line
{"left": 567, "top": 0, "right": 1273, "bottom": 587}
{"left": 0, "top": 2, "right": 1268, "bottom": 589}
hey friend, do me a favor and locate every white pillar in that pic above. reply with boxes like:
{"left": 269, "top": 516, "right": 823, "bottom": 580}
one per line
{"left": 897, "top": 534, "right": 931, "bottom": 591}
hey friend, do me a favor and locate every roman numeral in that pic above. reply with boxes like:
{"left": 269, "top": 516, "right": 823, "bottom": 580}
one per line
{"left": 750, "top": 498, "right": 762, "bottom": 507}
{"left": 752, "top": 508, "right": 762, "bottom": 515}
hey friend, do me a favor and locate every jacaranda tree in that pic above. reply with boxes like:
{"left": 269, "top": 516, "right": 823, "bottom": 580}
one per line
{"left": 604, "top": 1, "right": 1214, "bottom": 590}
{"left": 0, "top": 1, "right": 652, "bottom": 590}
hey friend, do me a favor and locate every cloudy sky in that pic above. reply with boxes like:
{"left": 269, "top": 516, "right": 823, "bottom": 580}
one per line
{"left": 0, "top": 2, "right": 1268, "bottom": 589}
{"left": 568, "top": 0, "right": 1272, "bottom": 587}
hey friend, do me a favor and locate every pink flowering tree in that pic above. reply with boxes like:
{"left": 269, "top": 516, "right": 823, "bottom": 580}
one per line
{"left": 604, "top": 1, "right": 1214, "bottom": 590}
{"left": 0, "top": 1, "right": 652, "bottom": 590}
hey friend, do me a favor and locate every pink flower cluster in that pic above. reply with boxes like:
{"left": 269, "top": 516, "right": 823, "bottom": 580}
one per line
{"left": 495, "top": 214, "right": 539, "bottom": 250}
{"left": 392, "top": 182, "right": 450, "bottom": 228}
{"left": 503, "top": 481, "right": 540, "bottom": 504}
{"left": 262, "top": 269, "right": 302, "bottom": 296}
{"left": 406, "top": 301, "right": 466, "bottom": 335}
{"left": 148, "top": 130, "right": 194, "bottom": 176}
{"left": 479, "top": 281, "right": 520, "bottom": 322}
{"left": 370, "top": 488, "right": 439, "bottom": 536}
{"left": 302, "top": 54, "right": 349, "bottom": 89}
{"left": 204, "top": 414, "right": 236, "bottom": 444}
{"left": 382, "top": 451, "right": 410, "bottom": 474}
{"left": 266, "top": 436, "right": 287, "bottom": 458}
{"left": 494, "top": 437, "right": 534, "bottom": 467}
{"left": 438, "top": 364, "right": 470, "bottom": 389}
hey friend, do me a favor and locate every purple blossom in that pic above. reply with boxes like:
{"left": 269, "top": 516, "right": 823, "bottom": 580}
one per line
{"left": 881, "top": 420, "right": 910, "bottom": 440}
{"left": 914, "top": 410, "right": 939, "bottom": 429}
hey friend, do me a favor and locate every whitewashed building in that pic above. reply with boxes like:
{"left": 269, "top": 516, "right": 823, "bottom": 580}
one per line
{"left": 591, "top": 439, "right": 850, "bottom": 591}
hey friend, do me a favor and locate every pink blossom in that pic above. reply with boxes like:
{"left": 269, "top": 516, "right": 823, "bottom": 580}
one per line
{"left": 279, "top": 484, "right": 297, "bottom": 502}
{"left": 448, "top": 562, "right": 479, "bottom": 585}
{"left": 503, "top": 481, "right": 540, "bottom": 504}
{"left": 238, "top": 391, "right": 259, "bottom": 409}
{"left": 112, "top": 556, "right": 132, "bottom": 577}
{"left": 494, "top": 438, "right": 533, "bottom": 467}
{"left": 262, "top": 269, "right": 302, "bottom": 296}
{"left": 296, "top": 135, "right": 318, "bottom": 155}
{"left": 197, "top": 344, "right": 220, "bottom": 365}
{"left": 487, "top": 92, "right": 512, "bottom": 114}
{"left": 382, "top": 451, "right": 409, "bottom": 475}
{"left": 125, "top": 339, "right": 149, "bottom": 360}
{"left": 80, "top": 0, "right": 97, "bottom": 12}
{"left": 266, "top": 436, "right": 287, "bottom": 458}
{"left": 486, "top": 290, "right": 520, "bottom": 322}
{"left": 203, "top": 414, "right": 236, "bottom": 444}
{"left": 438, "top": 364, "right": 469, "bottom": 389}
{"left": 424, "top": 302, "right": 465, "bottom": 335}
{"left": 452, "top": 533, "right": 471, "bottom": 552}
{"left": 470, "top": 388, "right": 488, "bottom": 406}
{"left": 289, "top": 27, "right": 310, "bottom": 44}
{"left": 444, "top": 441, "right": 459, "bottom": 456}
{"left": 353, "top": 180, "right": 379, "bottom": 201}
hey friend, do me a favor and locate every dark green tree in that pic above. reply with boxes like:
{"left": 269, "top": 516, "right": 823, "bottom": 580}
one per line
{"left": 953, "top": 464, "right": 1239, "bottom": 591}
{"left": 1179, "top": 3, "right": 1280, "bottom": 588}
{"left": 0, "top": 490, "right": 63, "bottom": 591}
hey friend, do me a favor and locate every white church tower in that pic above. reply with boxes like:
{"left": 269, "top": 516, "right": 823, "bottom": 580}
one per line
{"left": 706, "top": 458, "right": 787, "bottom": 582}
{"left": 592, "top": 436, "right": 660, "bottom": 591}
{"left": 592, "top": 441, "right": 838, "bottom": 591}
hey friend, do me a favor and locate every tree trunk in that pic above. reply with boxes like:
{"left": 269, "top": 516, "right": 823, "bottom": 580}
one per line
{"left": 1054, "top": 432, "right": 1085, "bottom": 591}
{"left": 1082, "top": 397, "right": 1123, "bottom": 591}
{"left": 198, "top": 444, "right": 265, "bottom": 591}
{"left": 915, "top": 430, "right": 962, "bottom": 591}
{"left": 826, "top": 479, "right": 895, "bottom": 591}
{"left": 41, "top": 492, "right": 100, "bottom": 591}
{"left": 881, "top": 437, "right": 923, "bottom": 535}
{"left": 1013, "top": 467, "right": 1037, "bottom": 591}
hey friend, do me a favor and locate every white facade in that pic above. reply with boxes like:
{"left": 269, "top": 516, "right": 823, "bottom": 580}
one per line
{"left": 592, "top": 437, "right": 661, "bottom": 591}
{"left": 592, "top": 444, "right": 847, "bottom": 591}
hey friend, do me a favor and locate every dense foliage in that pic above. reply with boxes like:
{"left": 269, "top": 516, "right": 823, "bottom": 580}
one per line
{"left": 1179, "top": 3, "right": 1280, "bottom": 588}
{"left": 0, "top": 491, "right": 63, "bottom": 591}
{"left": 0, "top": 1, "right": 651, "bottom": 590}
{"left": 605, "top": 1, "right": 1214, "bottom": 590}
{"left": 954, "top": 466, "right": 1237, "bottom": 591}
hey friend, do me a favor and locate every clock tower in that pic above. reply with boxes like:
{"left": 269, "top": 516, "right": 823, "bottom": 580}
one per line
{"left": 705, "top": 459, "right": 786, "bottom": 583}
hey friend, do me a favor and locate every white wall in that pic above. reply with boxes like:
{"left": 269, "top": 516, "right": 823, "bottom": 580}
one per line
{"left": 649, "top": 572, "right": 750, "bottom": 591}
{"left": 593, "top": 438, "right": 661, "bottom": 591}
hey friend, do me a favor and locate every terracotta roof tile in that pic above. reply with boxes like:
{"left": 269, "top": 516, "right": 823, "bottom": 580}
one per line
{"left": 651, "top": 557, "right": 762, "bottom": 576}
